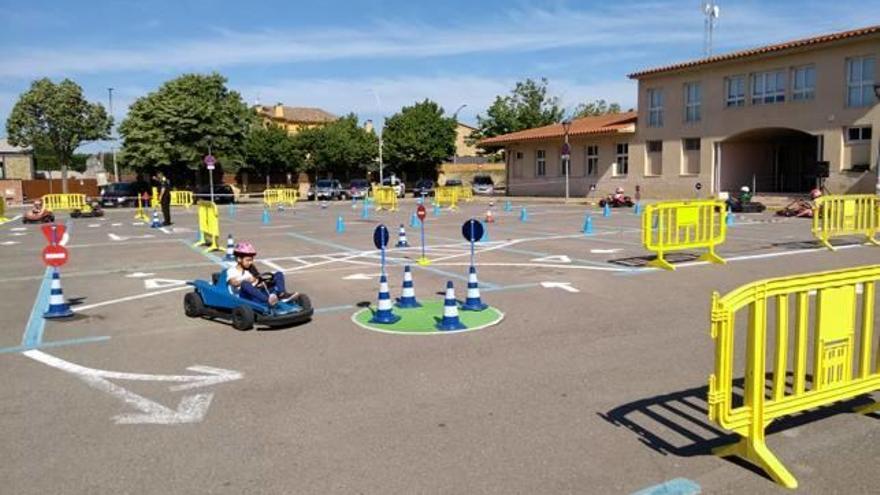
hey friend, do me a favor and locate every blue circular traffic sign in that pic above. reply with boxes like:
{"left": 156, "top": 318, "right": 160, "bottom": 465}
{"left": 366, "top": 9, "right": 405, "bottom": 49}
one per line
{"left": 373, "top": 224, "right": 390, "bottom": 250}
{"left": 461, "top": 219, "right": 484, "bottom": 242}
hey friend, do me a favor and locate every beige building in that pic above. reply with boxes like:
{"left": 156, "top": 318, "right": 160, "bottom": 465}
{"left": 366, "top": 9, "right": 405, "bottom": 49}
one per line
{"left": 255, "top": 104, "right": 337, "bottom": 134}
{"left": 454, "top": 122, "right": 478, "bottom": 158}
{"left": 482, "top": 25, "right": 880, "bottom": 199}
{"left": 0, "top": 138, "right": 34, "bottom": 180}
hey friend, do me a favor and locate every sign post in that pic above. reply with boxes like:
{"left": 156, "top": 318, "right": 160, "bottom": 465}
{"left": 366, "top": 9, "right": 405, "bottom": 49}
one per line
{"left": 416, "top": 205, "right": 429, "bottom": 266}
{"left": 461, "top": 219, "right": 485, "bottom": 268}
{"left": 373, "top": 224, "right": 390, "bottom": 275}
{"left": 204, "top": 154, "right": 216, "bottom": 203}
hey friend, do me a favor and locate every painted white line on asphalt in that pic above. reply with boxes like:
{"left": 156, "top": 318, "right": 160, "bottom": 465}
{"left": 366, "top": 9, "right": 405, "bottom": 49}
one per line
{"left": 144, "top": 278, "right": 187, "bottom": 290}
{"left": 126, "top": 272, "right": 156, "bottom": 278}
{"left": 10, "top": 226, "right": 26, "bottom": 231}
{"left": 72, "top": 285, "right": 190, "bottom": 312}
{"left": 540, "top": 282, "right": 580, "bottom": 292}
{"left": 434, "top": 262, "right": 632, "bottom": 272}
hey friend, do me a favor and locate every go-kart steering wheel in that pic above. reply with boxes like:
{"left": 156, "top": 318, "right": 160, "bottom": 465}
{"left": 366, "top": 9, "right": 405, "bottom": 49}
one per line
{"left": 258, "top": 272, "right": 274, "bottom": 284}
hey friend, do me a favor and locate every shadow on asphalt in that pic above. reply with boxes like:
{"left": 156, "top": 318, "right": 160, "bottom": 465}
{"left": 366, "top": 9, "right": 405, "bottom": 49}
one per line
{"left": 608, "top": 252, "right": 700, "bottom": 268}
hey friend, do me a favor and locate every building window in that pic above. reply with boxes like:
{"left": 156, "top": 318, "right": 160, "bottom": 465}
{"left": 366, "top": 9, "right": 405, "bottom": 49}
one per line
{"left": 847, "top": 56, "right": 876, "bottom": 107}
{"left": 847, "top": 126, "right": 873, "bottom": 142}
{"left": 684, "top": 82, "right": 701, "bottom": 123}
{"left": 683, "top": 138, "right": 701, "bottom": 151}
{"left": 725, "top": 75, "right": 746, "bottom": 107}
{"left": 586, "top": 145, "right": 599, "bottom": 176}
{"left": 791, "top": 65, "right": 815, "bottom": 101}
{"left": 647, "top": 140, "right": 663, "bottom": 153}
{"left": 515, "top": 151, "right": 523, "bottom": 160}
{"left": 751, "top": 70, "right": 786, "bottom": 104}
{"left": 647, "top": 88, "right": 664, "bottom": 127}
{"left": 535, "top": 150, "right": 546, "bottom": 177}
{"left": 615, "top": 143, "right": 629, "bottom": 176}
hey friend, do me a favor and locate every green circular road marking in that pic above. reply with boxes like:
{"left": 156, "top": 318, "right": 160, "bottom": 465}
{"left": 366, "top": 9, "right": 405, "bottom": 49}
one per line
{"left": 352, "top": 299, "right": 504, "bottom": 335}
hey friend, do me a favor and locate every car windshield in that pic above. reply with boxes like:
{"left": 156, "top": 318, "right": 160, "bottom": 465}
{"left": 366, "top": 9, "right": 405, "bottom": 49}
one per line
{"left": 106, "top": 183, "right": 133, "bottom": 193}
{"left": 317, "top": 180, "right": 333, "bottom": 188}
{"left": 473, "top": 176, "right": 493, "bottom": 185}
{"left": 416, "top": 180, "right": 433, "bottom": 188}
{"left": 350, "top": 180, "right": 369, "bottom": 188}
{"left": 445, "top": 180, "right": 462, "bottom": 186}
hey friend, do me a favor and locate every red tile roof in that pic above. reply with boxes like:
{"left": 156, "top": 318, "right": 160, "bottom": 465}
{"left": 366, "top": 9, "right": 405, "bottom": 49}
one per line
{"left": 479, "top": 112, "right": 637, "bottom": 146}
{"left": 256, "top": 105, "right": 338, "bottom": 124}
{"left": 629, "top": 24, "right": 880, "bottom": 79}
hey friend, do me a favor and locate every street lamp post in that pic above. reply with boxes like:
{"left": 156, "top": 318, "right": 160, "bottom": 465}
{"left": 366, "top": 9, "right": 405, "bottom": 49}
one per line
{"left": 561, "top": 119, "right": 572, "bottom": 202}
{"left": 108, "top": 88, "right": 119, "bottom": 183}
{"left": 206, "top": 136, "right": 215, "bottom": 204}
{"left": 874, "top": 84, "right": 880, "bottom": 196}
{"left": 452, "top": 104, "right": 467, "bottom": 166}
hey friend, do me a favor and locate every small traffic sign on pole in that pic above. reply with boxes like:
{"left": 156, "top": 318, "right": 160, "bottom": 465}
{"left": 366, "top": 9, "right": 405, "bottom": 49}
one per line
{"left": 42, "top": 245, "right": 69, "bottom": 267}
{"left": 203, "top": 154, "right": 216, "bottom": 170}
{"left": 373, "top": 224, "right": 390, "bottom": 274}
{"left": 417, "top": 205, "right": 430, "bottom": 266}
{"left": 461, "top": 219, "right": 485, "bottom": 267}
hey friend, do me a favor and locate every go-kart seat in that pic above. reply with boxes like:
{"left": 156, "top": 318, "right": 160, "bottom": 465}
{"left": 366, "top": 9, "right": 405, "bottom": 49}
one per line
{"left": 211, "top": 270, "right": 234, "bottom": 295}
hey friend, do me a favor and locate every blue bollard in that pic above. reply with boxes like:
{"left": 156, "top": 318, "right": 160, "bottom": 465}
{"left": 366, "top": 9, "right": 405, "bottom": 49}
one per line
{"left": 583, "top": 215, "right": 593, "bottom": 235}
{"left": 336, "top": 215, "right": 345, "bottom": 233}
{"left": 410, "top": 212, "right": 419, "bottom": 228}
{"left": 519, "top": 206, "right": 528, "bottom": 222}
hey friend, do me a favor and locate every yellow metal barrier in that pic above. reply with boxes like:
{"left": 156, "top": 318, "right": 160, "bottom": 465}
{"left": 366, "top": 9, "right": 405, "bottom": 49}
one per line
{"left": 457, "top": 185, "right": 473, "bottom": 202}
{"left": 642, "top": 200, "right": 726, "bottom": 271}
{"left": 151, "top": 187, "right": 194, "bottom": 208}
{"left": 42, "top": 194, "right": 93, "bottom": 214}
{"left": 373, "top": 186, "right": 398, "bottom": 211}
{"left": 263, "top": 188, "right": 297, "bottom": 208}
{"left": 709, "top": 264, "right": 880, "bottom": 489}
{"left": 134, "top": 195, "right": 150, "bottom": 222}
{"left": 193, "top": 201, "right": 221, "bottom": 252}
{"left": 0, "top": 197, "right": 9, "bottom": 223}
{"left": 812, "top": 194, "right": 880, "bottom": 251}
{"left": 435, "top": 186, "right": 459, "bottom": 210}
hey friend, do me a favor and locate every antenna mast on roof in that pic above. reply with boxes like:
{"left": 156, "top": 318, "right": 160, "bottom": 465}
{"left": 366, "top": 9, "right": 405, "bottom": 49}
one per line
{"left": 702, "top": 1, "right": 720, "bottom": 57}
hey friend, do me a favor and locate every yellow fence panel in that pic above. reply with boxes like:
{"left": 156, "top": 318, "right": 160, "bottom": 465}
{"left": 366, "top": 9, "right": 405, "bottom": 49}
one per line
{"left": 708, "top": 264, "right": 880, "bottom": 489}
{"left": 373, "top": 186, "right": 398, "bottom": 211}
{"left": 193, "top": 201, "right": 221, "bottom": 252}
{"left": 0, "top": 197, "right": 9, "bottom": 223}
{"left": 642, "top": 200, "right": 726, "bottom": 271}
{"left": 457, "top": 185, "right": 473, "bottom": 202}
{"left": 264, "top": 188, "right": 297, "bottom": 207}
{"left": 812, "top": 194, "right": 880, "bottom": 251}
{"left": 42, "top": 193, "right": 92, "bottom": 213}
{"left": 435, "top": 186, "right": 459, "bottom": 210}
{"left": 152, "top": 187, "right": 194, "bottom": 209}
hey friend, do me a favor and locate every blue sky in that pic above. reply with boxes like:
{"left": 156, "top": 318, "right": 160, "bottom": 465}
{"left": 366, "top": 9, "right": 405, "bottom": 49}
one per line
{"left": 2, "top": 0, "right": 878, "bottom": 152}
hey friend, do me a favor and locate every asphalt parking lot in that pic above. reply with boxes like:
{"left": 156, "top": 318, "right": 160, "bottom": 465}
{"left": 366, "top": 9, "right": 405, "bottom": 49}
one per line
{"left": 2, "top": 197, "right": 879, "bottom": 494}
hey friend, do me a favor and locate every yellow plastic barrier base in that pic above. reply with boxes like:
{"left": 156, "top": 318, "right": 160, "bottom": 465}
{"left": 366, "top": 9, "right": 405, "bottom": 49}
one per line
{"left": 713, "top": 437, "right": 797, "bottom": 489}
{"left": 647, "top": 250, "right": 726, "bottom": 271}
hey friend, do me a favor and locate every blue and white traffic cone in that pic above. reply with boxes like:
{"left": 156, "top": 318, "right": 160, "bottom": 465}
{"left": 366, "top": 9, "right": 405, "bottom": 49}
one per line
{"left": 361, "top": 201, "right": 370, "bottom": 220}
{"left": 504, "top": 200, "right": 512, "bottom": 212}
{"left": 370, "top": 274, "right": 401, "bottom": 324}
{"left": 603, "top": 202, "right": 611, "bottom": 217}
{"left": 396, "top": 224, "right": 409, "bottom": 248}
{"left": 336, "top": 215, "right": 345, "bottom": 233}
{"left": 726, "top": 206, "right": 735, "bottom": 226}
{"left": 150, "top": 210, "right": 161, "bottom": 228}
{"left": 583, "top": 215, "right": 593, "bottom": 235}
{"left": 436, "top": 281, "right": 467, "bottom": 331}
{"left": 519, "top": 206, "right": 528, "bottom": 222}
{"left": 481, "top": 223, "right": 490, "bottom": 243}
{"left": 460, "top": 266, "right": 488, "bottom": 311}
{"left": 224, "top": 234, "right": 235, "bottom": 261}
{"left": 410, "top": 212, "right": 419, "bottom": 228}
{"left": 43, "top": 269, "right": 73, "bottom": 319}
{"left": 395, "top": 265, "right": 421, "bottom": 308}
{"left": 228, "top": 202, "right": 236, "bottom": 218}
{"left": 262, "top": 207, "right": 270, "bottom": 225}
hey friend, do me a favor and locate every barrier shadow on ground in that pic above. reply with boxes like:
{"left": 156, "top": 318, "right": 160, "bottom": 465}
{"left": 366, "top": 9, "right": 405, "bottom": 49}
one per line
{"left": 608, "top": 252, "right": 700, "bottom": 268}
{"left": 600, "top": 375, "right": 874, "bottom": 460}
{"left": 771, "top": 238, "right": 861, "bottom": 251}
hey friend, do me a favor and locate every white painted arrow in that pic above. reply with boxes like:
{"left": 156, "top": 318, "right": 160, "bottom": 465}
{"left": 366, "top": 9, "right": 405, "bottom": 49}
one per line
{"left": 343, "top": 273, "right": 381, "bottom": 280}
{"left": 590, "top": 248, "right": 622, "bottom": 254}
{"left": 22, "top": 350, "right": 242, "bottom": 425}
{"left": 531, "top": 255, "right": 572, "bottom": 263}
{"left": 540, "top": 282, "right": 580, "bottom": 293}
{"left": 144, "top": 278, "right": 187, "bottom": 290}
{"left": 126, "top": 272, "right": 156, "bottom": 278}
{"left": 109, "top": 232, "right": 155, "bottom": 241}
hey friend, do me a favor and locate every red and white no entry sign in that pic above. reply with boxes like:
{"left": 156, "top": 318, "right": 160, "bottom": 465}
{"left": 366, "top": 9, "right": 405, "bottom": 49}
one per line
{"left": 42, "top": 245, "right": 69, "bottom": 267}
{"left": 417, "top": 204, "right": 426, "bottom": 221}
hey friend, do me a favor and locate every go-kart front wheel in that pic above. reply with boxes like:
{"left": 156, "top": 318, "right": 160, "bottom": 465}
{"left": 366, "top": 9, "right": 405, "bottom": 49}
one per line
{"left": 232, "top": 305, "right": 255, "bottom": 331}
{"left": 294, "top": 293, "right": 312, "bottom": 311}
{"left": 184, "top": 292, "right": 204, "bottom": 317}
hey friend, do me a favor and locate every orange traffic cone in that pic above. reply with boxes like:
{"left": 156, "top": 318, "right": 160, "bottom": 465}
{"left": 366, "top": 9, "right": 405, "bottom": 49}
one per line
{"left": 485, "top": 208, "right": 495, "bottom": 223}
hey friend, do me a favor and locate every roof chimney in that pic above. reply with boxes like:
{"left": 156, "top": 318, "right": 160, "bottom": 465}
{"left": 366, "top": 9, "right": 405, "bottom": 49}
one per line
{"left": 364, "top": 119, "right": 374, "bottom": 133}
{"left": 274, "top": 104, "right": 284, "bottom": 118}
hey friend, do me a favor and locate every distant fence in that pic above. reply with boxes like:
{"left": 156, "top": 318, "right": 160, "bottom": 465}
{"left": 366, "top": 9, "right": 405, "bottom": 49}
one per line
{"left": 22, "top": 179, "right": 99, "bottom": 201}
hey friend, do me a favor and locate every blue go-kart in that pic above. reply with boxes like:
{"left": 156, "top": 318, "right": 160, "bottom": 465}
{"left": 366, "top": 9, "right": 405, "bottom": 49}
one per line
{"left": 183, "top": 270, "right": 313, "bottom": 331}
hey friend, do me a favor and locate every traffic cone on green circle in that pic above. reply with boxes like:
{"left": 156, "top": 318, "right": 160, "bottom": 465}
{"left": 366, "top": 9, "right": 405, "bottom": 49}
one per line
{"left": 461, "top": 266, "right": 488, "bottom": 311}
{"left": 436, "top": 281, "right": 467, "bottom": 331}
{"left": 395, "top": 265, "right": 421, "bottom": 308}
{"left": 370, "top": 274, "right": 401, "bottom": 324}
{"left": 43, "top": 269, "right": 73, "bottom": 319}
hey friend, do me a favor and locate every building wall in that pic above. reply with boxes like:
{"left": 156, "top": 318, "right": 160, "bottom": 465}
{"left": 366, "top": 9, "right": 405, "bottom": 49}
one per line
{"left": 633, "top": 36, "right": 880, "bottom": 196}
{"left": 0, "top": 154, "right": 34, "bottom": 180}
{"left": 258, "top": 116, "right": 327, "bottom": 135}
{"left": 438, "top": 163, "right": 505, "bottom": 188}
{"left": 455, "top": 124, "right": 478, "bottom": 157}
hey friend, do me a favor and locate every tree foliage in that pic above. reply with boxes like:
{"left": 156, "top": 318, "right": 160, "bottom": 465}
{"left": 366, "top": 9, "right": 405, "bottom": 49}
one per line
{"left": 292, "top": 114, "right": 378, "bottom": 179}
{"left": 382, "top": 100, "right": 456, "bottom": 180}
{"left": 243, "top": 123, "right": 300, "bottom": 178}
{"left": 472, "top": 78, "right": 564, "bottom": 142}
{"left": 6, "top": 78, "right": 111, "bottom": 190}
{"left": 572, "top": 99, "right": 622, "bottom": 118}
{"left": 119, "top": 73, "right": 252, "bottom": 176}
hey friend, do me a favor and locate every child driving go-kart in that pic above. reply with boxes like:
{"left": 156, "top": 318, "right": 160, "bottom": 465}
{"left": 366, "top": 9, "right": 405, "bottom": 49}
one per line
{"left": 227, "top": 241, "right": 297, "bottom": 307}
{"left": 22, "top": 199, "right": 55, "bottom": 224}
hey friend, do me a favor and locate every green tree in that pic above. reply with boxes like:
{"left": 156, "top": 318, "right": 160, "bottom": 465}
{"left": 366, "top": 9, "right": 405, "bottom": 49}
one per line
{"left": 383, "top": 100, "right": 456, "bottom": 180}
{"left": 243, "top": 124, "right": 300, "bottom": 183}
{"left": 292, "top": 114, "right": 378, "bottom": 179}
{"left": 572, "top": 99, "right": 621, "bottom": 118}
{"left": 472, "top": 78, "right": 564, "bottom": 143}
{"left": 118, "top": 73, "right": 252, "bottom": 181}
{"left": 6, "top": 78, "right": 111, "bottom": 192}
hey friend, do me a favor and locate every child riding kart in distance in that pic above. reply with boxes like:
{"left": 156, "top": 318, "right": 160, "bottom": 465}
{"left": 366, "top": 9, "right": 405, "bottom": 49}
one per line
{"left": 226, "top": 241, "right": 298, "bottom": 307}
{"left": 23, "top": 199, "right": 55, "bottom": 223}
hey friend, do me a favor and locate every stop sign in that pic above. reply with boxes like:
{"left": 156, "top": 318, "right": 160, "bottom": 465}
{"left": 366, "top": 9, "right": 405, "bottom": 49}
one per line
{"left": 416, "top": 205, "right": 426, "bottom": 221}
{"left": 42, "top": 245, "right": 69, "bottom": 267}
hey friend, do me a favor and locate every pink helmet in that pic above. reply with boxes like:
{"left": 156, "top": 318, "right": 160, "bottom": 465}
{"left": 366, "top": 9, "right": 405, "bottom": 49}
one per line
{"left": 233, "top": 241, "right": 257, "bottom": 257}
{"left": 810, "top": 188, "right": 822, "bottom": 200}
{"left": 615, "top": 187, "right": 624, "bottom": 194}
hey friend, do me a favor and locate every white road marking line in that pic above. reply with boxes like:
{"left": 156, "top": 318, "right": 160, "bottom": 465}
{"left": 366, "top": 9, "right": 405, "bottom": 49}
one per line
{"left": 144, "top": 278, "right": 187, "bottom": 290}
{"left": 126, "top": 272, "right": 156, "bottom": 278}
{"left": 540, "top": 282, "right": 580, "bottom": 293}
{"left": 11, "top": 227, "right": 26, "bottom": 231}
{"left": 590, "top": 248, "right": 622, "bottom": 254}
{"left": 1, "top": 241, "right": 19, "bottom": 246}
{"left": 531, "top": 255, "right": 572, "bottom": 263}
{"left": 72, "top": 286, "right": 190, "bottom": 312}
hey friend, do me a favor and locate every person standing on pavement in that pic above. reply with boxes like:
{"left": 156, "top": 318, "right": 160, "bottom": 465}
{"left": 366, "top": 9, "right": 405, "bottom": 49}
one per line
{"left": 157, "top": 171, "right": 172, "bottom": 226}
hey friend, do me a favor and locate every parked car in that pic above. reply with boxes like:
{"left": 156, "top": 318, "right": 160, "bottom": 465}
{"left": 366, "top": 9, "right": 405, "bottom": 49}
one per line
{"left": 315, "top": 179, "right": 347, "bottom": 201}
{"left": 472, "top": 175, "right": 495, "bottom": 195}
{"left": 382, "top": 176, "right": 405, "bottom": 198}
{"left": 348, "top": 179, "right": 371, "bottom": 199}
{"left": 412, "top": 179, "right": 435, "bottom": 197}
{"left": 443, "top": 178, "right": 463, "bottom": 188}
{"left": 99, "top": 182, "right": 146, "bottom": 207}
{"left": 195, "top": 184, "right": 235, "bottom": 204}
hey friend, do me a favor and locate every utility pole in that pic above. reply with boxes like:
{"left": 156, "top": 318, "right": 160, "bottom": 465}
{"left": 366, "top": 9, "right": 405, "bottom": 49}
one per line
{"left": 108, "top": 88, "right": 119, "bottom": 183}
